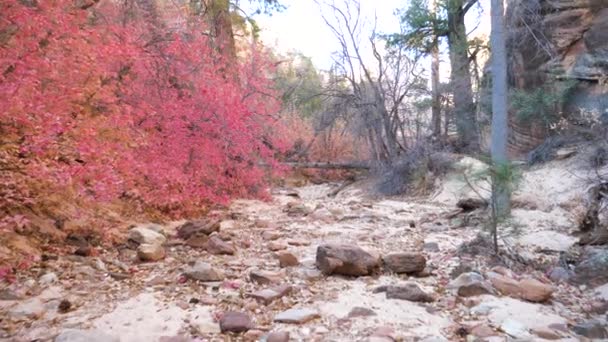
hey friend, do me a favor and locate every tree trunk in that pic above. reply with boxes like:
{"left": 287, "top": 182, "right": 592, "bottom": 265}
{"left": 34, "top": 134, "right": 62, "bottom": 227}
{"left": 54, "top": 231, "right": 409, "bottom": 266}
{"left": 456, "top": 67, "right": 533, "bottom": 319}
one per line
{"left": 490, "top": 0, "right": 510, "bottom": 217}
{"left": 447, "top": 0, "right": 479, "bottom": 152}
{"left": 206, "top": 0, "right": 236, "bottom": 59}
{"left": 430, "top": 0, "right": 441, "bottom": 138}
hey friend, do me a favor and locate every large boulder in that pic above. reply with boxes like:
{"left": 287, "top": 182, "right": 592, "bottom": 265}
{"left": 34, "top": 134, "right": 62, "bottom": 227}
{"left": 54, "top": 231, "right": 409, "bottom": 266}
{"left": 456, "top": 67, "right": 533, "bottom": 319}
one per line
{"left": 316, "top": 244, "right": 380, "bottom": 276}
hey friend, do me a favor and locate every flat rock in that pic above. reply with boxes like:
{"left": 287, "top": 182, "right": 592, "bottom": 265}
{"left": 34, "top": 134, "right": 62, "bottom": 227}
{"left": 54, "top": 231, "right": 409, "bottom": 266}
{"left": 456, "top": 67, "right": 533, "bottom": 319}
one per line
{"left": 206, "top": 236, "right": 235, "bottom": 255}
{"left": 219, "top": 311, "right": 253, "bottom": 333}
{"left": 382, "top": 252, "right": 426, "bottom": 274}
{"left": 316, "top": 243, "right": 380, "bottom": 276}
{"left": 137, "top": 243, "right": 165, "bottom": 261}
{"left": 184, "top": 261, "right": 225, "bottom": 282}
{"left": 250, "top": 269, "right": 284, "bottom": 285}
{"left": 274, "top": 308, "right": 320, "bottom": 324}
{"left": 262, "top": 231, "right": 281, "bottom": 241}
{"left": 268, "top": 241, "right": 288, "bottom": 251}
{"left": 277, "top": 251, "right": 299, "bottom": 267}
{"left": 382, "top": 283, "right": 434, "bottom": 302}
{"left": 500, "top": 319, "right": 531, "bottom": 339}
{"left": 55, "top": 329, "right": 120, "bottom": 342}
{"left": 129, "top": 226, "right": 166, "bottom": 246}
{"left": 248, "top": 285, "right": 292, "bottom": 305}
{"left": 448, "top": 272, "right": 495, "bottom": 297}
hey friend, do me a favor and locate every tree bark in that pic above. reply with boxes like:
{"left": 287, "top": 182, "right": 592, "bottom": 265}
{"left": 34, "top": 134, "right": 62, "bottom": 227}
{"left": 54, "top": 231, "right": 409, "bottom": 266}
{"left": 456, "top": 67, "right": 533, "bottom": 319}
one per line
{"left": 447, "top": 0, "right": 479, "bottom": 152}
{"left": 490, "top": 0, "right": 510, "bottom": 216}
{"left": 206, "top": 0, "right": 236, "bottom": 59}
{"left": 430, "top": 0, "right": 441, "bottom": 138}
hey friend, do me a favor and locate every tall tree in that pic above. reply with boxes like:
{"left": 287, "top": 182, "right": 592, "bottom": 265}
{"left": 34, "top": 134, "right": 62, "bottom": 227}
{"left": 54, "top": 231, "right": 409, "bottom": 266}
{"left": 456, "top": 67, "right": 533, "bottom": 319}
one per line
{"left": 490, "top": 0, "right": 510, "bottom": 250}
{"left": 430, "top": 0, "right": 441, "bottom": 138}
{"left": 390, "top": 0, "right": 480, "bottom": 151}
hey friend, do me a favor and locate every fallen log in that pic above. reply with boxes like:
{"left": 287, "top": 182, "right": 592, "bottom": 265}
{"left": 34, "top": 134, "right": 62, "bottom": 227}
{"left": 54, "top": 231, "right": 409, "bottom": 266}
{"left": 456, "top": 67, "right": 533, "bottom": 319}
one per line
{"left": 284, "top": 162, "right": 371, "bottom": 170}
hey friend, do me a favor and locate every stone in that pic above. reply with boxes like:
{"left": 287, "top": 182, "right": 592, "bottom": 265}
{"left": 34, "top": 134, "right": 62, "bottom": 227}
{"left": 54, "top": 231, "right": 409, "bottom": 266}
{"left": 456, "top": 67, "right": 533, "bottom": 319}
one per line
{"left": 572, "top": 249, "right": 608, "bottom": 286}
{"left": 518, "top": 278, "right": 554, "bottom": 302}
{"left": 548, "top": 266, "right": 572, "bottom": 283}
{"left": 347, "top": 306, "right": 376, "bottom": 318}
{"left": 243, "top": 329, "right": 264, "bottom": 341}
{"left": 531, "top": 327, "right": 562, "bottom": 340}
{"left": 262, "top": 231, "right": 281, "bottom": 240}
{"left": 572, "top": 320, "right": 608, "bottom": 339}
{"left": 382, "top": 252, "right": 426, "bottom": 274}
{"left": 500, "top": 319, "right": 530, "bottom": 339}
{"left": 184, "top": 261, "right": 225, "bottom": 282}
{"left": 266, "top": 331, "right": 290, "bottom": 342}
{"left": 219, "top": 311, "right": 253, "bottom": 333}
{"left": 129, "top": 226, "right": 166, "bottom": 246}
{"left": 0, "top": 288, "right": 24, "bottom": 300}
{"left": 269, "top": 241, "right": 288, "bottom": 251}
{"left": 185, "top": 235, "right": 208, "bottom": 248}
{"left": 486, "top": 272, "right": 522, "bottom": 297}
{"left": 206, "top": 236, "right": 236, "bottom": 255}
{"left": 316, "top": 244, "right": 380, "bottom": 276}
{"left": 8, "top": 298, "right": 46, "bottom": 319}
{"left": 137, "top": 243, "right": 165, "bottom": 261}
{"left": 274, "top": 308, "right": 320, "bottom": 324}
{"left": 250, "top": 269, "right": 284, "bottom": 285}
{"left": 176, "top": 219, "right": 220, "bottom": 240}
{"left": 287, "top": 239, "right": 310, "bottom": 246}
{"left": 248, "top": 284, "right": 292, "bottom": 305}
{"left": 277, "top": 251, "right": 299, "bottom": 267}
{"left": 55, "top": 329, "right": 120, "bottom": 342}
{"left": 58, "top": 299, "right": 72, "bottom": 313}
{"left": 448, "top": 272, "right": 495, "bottom": 297}
{"left": 423, "top": 242, "right": 440, "bottom": 252}
{"left": 299, "top": 269, "right": 323, "bottom": 281}
{"left": 380, "top": 283, "right": 434, "bottom": 302}
{"left": 39, "top": 272, "right": 58, "bottom": 286}
{"left": 471, "top": 324, "right": 496, "bottom": 338}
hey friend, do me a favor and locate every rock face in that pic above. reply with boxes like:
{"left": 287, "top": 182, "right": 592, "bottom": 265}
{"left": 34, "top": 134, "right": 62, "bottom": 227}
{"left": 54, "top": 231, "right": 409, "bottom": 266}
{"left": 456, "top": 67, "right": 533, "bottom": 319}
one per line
{"left": 382, "top": 253, "right": 426, "bottom": 274}
{"left": 316, "top": 244, "right": 380, "bottom": 276}
{"left": 505, "top": 0, "right": 608, "bottom": 154}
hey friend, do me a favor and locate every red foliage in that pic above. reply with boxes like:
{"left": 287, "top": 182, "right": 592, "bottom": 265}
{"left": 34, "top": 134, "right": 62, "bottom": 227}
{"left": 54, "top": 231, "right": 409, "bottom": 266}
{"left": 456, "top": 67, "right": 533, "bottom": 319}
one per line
{"left": 0, "top": 0, "right": 285, "bottom": 217}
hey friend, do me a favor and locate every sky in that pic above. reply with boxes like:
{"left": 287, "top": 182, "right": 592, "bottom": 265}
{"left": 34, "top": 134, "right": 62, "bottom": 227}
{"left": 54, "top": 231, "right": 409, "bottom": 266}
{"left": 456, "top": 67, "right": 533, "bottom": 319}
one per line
{"left": 241, "top": 0, "right": 491, "bottom": 72}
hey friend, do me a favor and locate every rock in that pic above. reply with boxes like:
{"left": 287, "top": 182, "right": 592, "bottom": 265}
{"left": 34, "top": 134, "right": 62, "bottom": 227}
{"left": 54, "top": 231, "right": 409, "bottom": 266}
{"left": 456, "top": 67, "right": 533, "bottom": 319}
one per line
{"left": 423, "top": 242, "right": 440, "bottom": 252}
{"left": 55, "top": 329, "right": 120, "bottom": 342}
{"left": 572, "top": 249, "right": 608, "bottom": 286}
{"left": 40, "top": 272, "right": 58, "bottom": 286}
{"left": 184, "top": 261, "right": 225, "bottom": 282}
{"left": 129, "top": 226, "right": 166, "bottom": 246}
{"left": 486, "top": 271, "right": 521, "bottom": 297}
{"left": 470, "top": 324, "right": 496, "bottom": 338}
{"left": 548, "top": 266, "right": 572, "bottom": 283}
{"left": 448, "top": 272, "right": 495, "bottom": 297}
{"left": 206, "top": 236, "right": 235, "bottom": 255}
{"left": 531, "top": 327, "right": 562, "bottom": 340}
{"left": 243, "top": 329, "right": 264, "bottom": 341}
{"left": 277, "top": 251, "right": 299, "bottom": 267}
{"left": 500, "top": 319, "right": 530, "bottom": 339}
{"left": 285, "top": 202, "right": 312, "bottom": 216}
{"left": 58, "top": 299, "right": 72, "bottom": 313}
{"left": 382, "top": 252, "right": 426, "bottom": 274}
{"left": 456, "top": 198, "right": 487, "bottom": 211}
{"left": 219, "top": 311, "right": 253, "bottom": 333}
{"left": 74, "top": 245, "right": 92, "bottom": 257}
{"left": 177, "top": 219, "right": 220, "bottom": 240}
{"left": 381, "top": 283, "right": 434, "bottom": 302}
{"left": 287, "top": 239, "right": 310, "bottom": 246}
{"left": 0, "top": 288, "right": 24, "bottom": 300}
{"left": 347, "top": 307, "right": 376, "bottom": 318}
{"left": 572, "top": 320, "right": 608, "bottom": 339}
{"left": 299, "top": 269, "right": 323, "bottom": 281}
{"left": 274, "top": 308, "right": 320, "bottom": 324}
{"left": 262, "top": 231, "right": 281, "bottom": 240}
{"left": 249, "top": 269, "right": 284, "bottom": 285}
{"left": 248, "top": 284, "right": 292, "bottom": 305}
{"left": 185, "top": 235, "right": 208, "bottom": 248}
{"left": 518, "top": 278, "right": 554, "bottom": 302}
{"left": 266, "top": 331, "right": 290, "bottom": 342}
{"left": 316, "top": 244, "right": 380, "bottom": 276}
{"left": 8, "top": 298, "right": 46, "bottom": 319}
{"left": 268, "top": 241, "right": 288, "bottom": 251}
{"left": 137, "top": 243, "right": 165, "bottom": 261}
